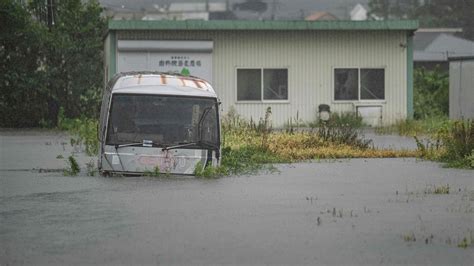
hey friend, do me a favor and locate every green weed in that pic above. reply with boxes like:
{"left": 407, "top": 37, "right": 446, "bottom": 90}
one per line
{"left": 86, "top": 160, "right": 96, "bottom": 176}
{"left": 415, "top": 119, "right": 474, "bottom": 169}
{"left": 457, "top": 230, "right": 473, "bottom": 248}
{"left": 57, "top": 107, "right": 99, "bottom": 156}
{"left": 143, "top": 166, "right": 161, "bottom": 177}
{"left": 424, "top": 184, "right": 450, "bottom": 195}
{"left": 64, "top": 156, "right": 80, "bottom": 176}
{"left": 376, "top": 116, "right": 451, "bottom": 136}
{"left": 403, "top": 232, "right": 416, "bottom": 242}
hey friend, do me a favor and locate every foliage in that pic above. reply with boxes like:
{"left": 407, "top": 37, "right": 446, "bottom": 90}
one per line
{"left": 376, "top": 116, "right": 451, "bottom": 136}
{"left": 58, "top": 107, "right": 99, "bottom": 156}
{"left": 327, "top": 112, "right": 364, "bottom": 128}
{"left": 415, "top": 120, "right": 474, "bottom": 169}
{"left": 368, "top": 0, "right": 474, "bottom": 40}
{"left": 440, "top": 120, "right": 474, "bottom": 168}
{"left": 414, "top": 68, "right": 449, "bottom": 120}
{"left": 222, "top": 109, "right": 416, "bottom": 164}
{"left": 86, "top": 160, "right": 96, "bottom": 176}
{"left": 0, "top": 0, "right": 49, "bottom": 127}
{"left": 64, "top": 156, "right": 80, "bottom": 176}
{"left": 143, "top": 166, "right": 161, "bottom": 177}
{"left": 424, "top": 184, "right": 450, "bottom": 195}
{"left": 0, "top": 0, "right": 106, "bottom": 128}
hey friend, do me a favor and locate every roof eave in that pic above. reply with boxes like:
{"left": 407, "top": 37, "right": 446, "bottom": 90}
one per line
{"left": 108, "top": 20, "right": 419, "bottom": 31}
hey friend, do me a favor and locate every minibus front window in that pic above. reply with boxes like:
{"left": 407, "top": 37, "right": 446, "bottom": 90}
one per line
{"left": 106, "top": 94, "right": 219, "bottom": 149}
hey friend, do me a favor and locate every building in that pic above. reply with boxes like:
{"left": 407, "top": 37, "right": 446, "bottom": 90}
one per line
{"left": 414, "top": 28, "right": 474, "bottom": 71}
{"left": 349, "top": 4, "right": 381, "bottom": 21}
{"left": 349, "top": 4, "right": 368, "bottom": 21}
{"left": 103, "top": 2, "right": 229, "bottom": 21}
{"left": 449, "top": 56, "right": 474, "bottom": 120}
{"left": 305, "top": 11, "right": 338, "bottom": 21}
{"left": 104, "top": 20, "right": 418, "bottom": 127}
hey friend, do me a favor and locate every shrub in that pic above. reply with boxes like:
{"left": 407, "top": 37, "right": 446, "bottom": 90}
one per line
{"left": 57, "top": 107, "right": 99, "bottom": 156}
{"left": 416, "top": 120, "right": 474, "bottom": 169}
{"left": 440, "top": 120, "right": 474, "bottom": 168}
{"left": 326, "top": 112, "right": 364, "bottom": 128}
{"left": 64, "top": 156, "right": 80, "bottom": 176}
{"left": 414, "top": 67, "right": 449, "bottom": 119}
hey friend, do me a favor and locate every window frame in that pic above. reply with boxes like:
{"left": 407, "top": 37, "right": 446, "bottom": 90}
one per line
{"left": 332, "top": 66, "right": 386, "bottom": 103}
{"left": 236, "top": 67, "right": 290, "bottom": 103}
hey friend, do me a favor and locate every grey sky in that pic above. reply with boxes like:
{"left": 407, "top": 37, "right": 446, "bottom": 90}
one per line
{"left": 99, "top": 0, "right": 369, "bottom": 19}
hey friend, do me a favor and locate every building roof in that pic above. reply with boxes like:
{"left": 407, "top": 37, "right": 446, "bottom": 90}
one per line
{"left": 350, "top": 4, "right": 367, "bottom": 21}
{"left": 305, "top": 11, "right": 338, "bottom": 21}
{"left": 108, "top": 19, "right": 418, "bottom": 31}
{"left": 414, "top": 32, "right": 474, "bottom": 62}
{"left": 448, "top": 56, "right": 474, "bottom": 61}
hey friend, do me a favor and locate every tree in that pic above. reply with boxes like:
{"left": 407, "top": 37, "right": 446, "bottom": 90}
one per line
{"left": 368, "top": 0, "right": 474, "bottom": 40}
{"left": 44, "top": 0, "right": 106, "bottom": 123}
{"left": 413, "top": 67, "right": 449, "bottom": 119}
{"left": 0, "top": 0, "right": 49, "bottom": 127}
{"left": 0, "top": 0, "right": 106, "bottom": 127}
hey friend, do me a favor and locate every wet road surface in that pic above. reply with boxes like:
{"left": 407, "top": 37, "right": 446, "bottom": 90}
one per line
{"left": 1, "top": 131, "right": 473, "bottom": 265}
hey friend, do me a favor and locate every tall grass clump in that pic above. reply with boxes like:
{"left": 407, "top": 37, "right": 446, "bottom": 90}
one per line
{"left": 57, "top": 107, "right": 99, "bottom": 156}
{"left": 64, "top": 155, "right": 80, "bottom": 176}
{"left": 440, "top": 120, "right": 474, "bottom": 168}
{"left": 317, "top": 117, "right": 371, "bottom": 149}
{"left": 416, "top": 120, "right": 474, "bottom": 169}
{"left": 376, "top": 116, "right": 451, "bottom": 136}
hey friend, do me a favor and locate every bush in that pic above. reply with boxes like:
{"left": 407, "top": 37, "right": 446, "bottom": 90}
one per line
{"left": 57, "top": 107, "right": 99, "bottom": 156}
{"left": 416, "top": 120, "right": 474, "bottom": 169}
{"left": 440, "top": 120, "right": 474, "bottom": 168}
{"left": 414, "top": 68, "right": 448, "bottom": 119}
{"left": 64, "top": 156, "right": 80, "bottom": 176}
{"left": 376, "top": 116, "right": 451, "bottom": 136}
{"left": 326, "top": 112, "right": 364, "bottom": 128}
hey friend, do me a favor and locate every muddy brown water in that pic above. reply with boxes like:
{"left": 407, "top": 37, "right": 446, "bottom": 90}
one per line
{"left": 1, "top": 131, "right": 473, "bottom": 265}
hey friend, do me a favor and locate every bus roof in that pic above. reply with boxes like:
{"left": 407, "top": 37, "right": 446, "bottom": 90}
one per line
{"left": 110, "top": 72, "right": 217, "bottom": 98}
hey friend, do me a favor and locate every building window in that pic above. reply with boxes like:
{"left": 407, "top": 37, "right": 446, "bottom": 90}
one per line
{"left": 334, "top": 68, "right": 385, "bottom": 101}
{"left": 237, "top": 69, "right": 261, "bottom": 101}
{"left": 237, "top": 68, "right": 288, "bottom": 101}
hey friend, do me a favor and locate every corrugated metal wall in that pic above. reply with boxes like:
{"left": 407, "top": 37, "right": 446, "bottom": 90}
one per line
{"left": 117, "top": 30, "right": 407, "bottom": 126}
{"left": 449, "top": 59, "right": 474, "bottom": 119}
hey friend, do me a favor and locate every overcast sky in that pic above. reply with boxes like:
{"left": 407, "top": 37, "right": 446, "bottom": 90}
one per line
{"left": 99, "top": 0, "right": 369, "bottom": 19}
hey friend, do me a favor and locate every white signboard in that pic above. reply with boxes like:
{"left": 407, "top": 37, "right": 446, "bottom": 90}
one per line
{"left": 117, "top": 40, "right": 213, "bottom": 82}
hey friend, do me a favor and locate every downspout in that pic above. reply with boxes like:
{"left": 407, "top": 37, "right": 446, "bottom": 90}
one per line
{"left": 407, "top": 32, "right": 414, "bottom": 119}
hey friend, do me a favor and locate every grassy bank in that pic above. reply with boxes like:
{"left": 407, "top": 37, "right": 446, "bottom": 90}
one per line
{"left": 414, "top": 120, "right": 474, "bottom": 169}
{"left": 60, "top": 108, "right": 472, "bottom": 177}
{"left": 375, "top": 116, "right": 451, "bottom": 137}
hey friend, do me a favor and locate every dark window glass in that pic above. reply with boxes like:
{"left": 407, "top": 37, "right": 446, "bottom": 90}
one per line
{"left": 263, "top": 69, "right": 288, "bottom": 100}
{"left": 361, "top": 69, "right": 385, "bottom": 100}
{"left": 237, "top": 69, "right": 261, "bottom": 101}
{"left": 335, "top": 68, "right": 358, "bottom": 100}
{"left": 106, "top": 94, "right": 218, "bottom": 147}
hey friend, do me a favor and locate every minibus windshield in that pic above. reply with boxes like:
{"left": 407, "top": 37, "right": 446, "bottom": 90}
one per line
{"left": 106, "top": 94, "right": 219, "bottom": 148}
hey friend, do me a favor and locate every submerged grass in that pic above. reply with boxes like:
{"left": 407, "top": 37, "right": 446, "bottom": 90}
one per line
{"left": 65, "top": 106, "right": 472, "bottom": 178}
{"left": 57, "top": 107, "right": 99, "bottom": 156}
{"left": 415, "top": 120, "right": 474, "bottom": 169}
{"left": 195, "top": 107, "right": 420, "bottom": 177}
{"left": 64, "top": 156, "right": 80, "bottom": 176}
{"left": 375, "top": 116, "right": 451, "bottom": 137}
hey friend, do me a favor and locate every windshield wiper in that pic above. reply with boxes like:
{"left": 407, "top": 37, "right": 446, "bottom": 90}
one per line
{"left": 162, "top": 141, "right": 218, "bottom": 151}
{"left": 115, "top": 142, "right": 143, "bottom": 149}
{"left": 115, "top": 140, "right": 160, "bottom": 149}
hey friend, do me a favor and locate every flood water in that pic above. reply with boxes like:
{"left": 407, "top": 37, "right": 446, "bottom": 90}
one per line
{"left": 1, "top": 131, "right": 473, "bottom": 265}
